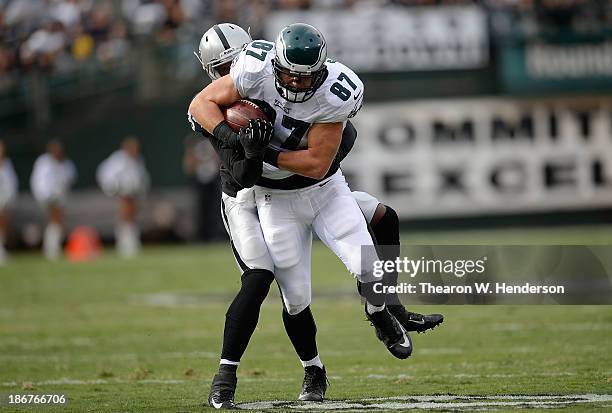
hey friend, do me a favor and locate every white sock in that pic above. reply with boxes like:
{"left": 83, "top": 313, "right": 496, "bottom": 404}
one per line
{"left": 219, "top": 359, "right": 240, "bottom": 367}
{"left": 116, "top": 222, "right": 140, "bottom": 257}
{"left": 43, "top": 223, "right": 62, "bottom": 260}
{"left": 366, "top": 302, "right": 386, "bottom": 315}
{"left": 301, "top": 354, "right": 324, "bottom": 369}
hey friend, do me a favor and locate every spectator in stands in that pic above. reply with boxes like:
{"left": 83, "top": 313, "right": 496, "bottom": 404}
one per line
{"left": 97, "top": 136, "right": 150, "bottom": 257}
{"left": 122, "top": 0, "right": 167, "bottom": 36}
{"left": 0, "top": 44, "right": 17, "bottom": 90}
{"left": 30, "top": 139, "right": 77, "bottom": 260}
{"left": 0, "top": 140, "right": 18, "bottom": 264}
{"left": 276, "top": 0, "right": 312, "bottom": 9}
{"left": 3, "top": 0, "right": 608, "bottom": 89}
{"left": 19, "top": 20, "right": 68, "bottom": 72}
{"left": 87, "top": 3, "right": 113, "bottom": 44}
{"left": 71, "top": 23, "right": 95, "bottom": 61}
{"left": 50, "top": 0, "right": 83, "bottom": 34}
{"left": 96, "top": 21, "right": 130, "bottom": 64}
{"left": 157, "top": 0, "right": 185, "bottom": 44}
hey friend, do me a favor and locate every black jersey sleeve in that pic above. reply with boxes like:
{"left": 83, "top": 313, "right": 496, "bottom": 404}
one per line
{"left": 188, "top": 111, "right": 263, "bottom": 188}
{"left": 336, "top": 120, "right": 357, "bottom": 162}
{"left": 209, "top": 135, "right": 263, "bottom": 188}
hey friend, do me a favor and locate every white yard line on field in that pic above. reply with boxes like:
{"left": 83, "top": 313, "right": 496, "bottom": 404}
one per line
{"left": 1, "top": 378, "right": 186, "bottom": 387}
{"left": 0, "top": 336, "right": 95, "bottom": 350}
{"left": 364, "top": 371, "right": 577, "bottom": 380}
{"left": 239, "top": 394, "right": 612, "bottom": 411}
{"left": 3, "top": 372, "right": 582, "bottom": 388}
{"left": 0, "top": 351, "right": 217, "bottom": 363}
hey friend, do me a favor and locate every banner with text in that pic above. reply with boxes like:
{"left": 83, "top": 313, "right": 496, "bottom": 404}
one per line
{"left": 265, "top": 6, "right": 488, "bottom": 72}
{"left": 343, "top": 97, "right": 612, "bottom": 219}
{"left": 500, "top": 35, "right": 612, "bottom": 94}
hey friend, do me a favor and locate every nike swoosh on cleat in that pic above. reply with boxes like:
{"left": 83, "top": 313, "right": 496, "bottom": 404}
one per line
{"left": 398, "top": 329, "right": 411, "bottom": 348}
{"left": 211, "top": 399, "right": 223, "bottom": 409}
{"left": 409, "top": 319, "right": 425, "bottom": 325}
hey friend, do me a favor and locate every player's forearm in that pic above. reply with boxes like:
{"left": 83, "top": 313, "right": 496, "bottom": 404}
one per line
{"left": 188, "top": 91, "right": 225, "bottom": 134}
{"left": 188, "top": 76, "right": 242, "bottom": 135}
{"left": 272, "top": 123, "right": 341, "bottom": 179}
{"left": 276, "top": 150, "right": 333, "bottom": 180}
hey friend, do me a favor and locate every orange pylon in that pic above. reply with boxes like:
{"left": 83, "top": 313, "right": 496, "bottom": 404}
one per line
{"left": 65, "top": 226, "right": 102, "bottom": 262}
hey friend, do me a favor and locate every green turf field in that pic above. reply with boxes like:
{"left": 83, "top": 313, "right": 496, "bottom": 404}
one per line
{"left": 1, "top": 226, "right": 612, "bottom": 412}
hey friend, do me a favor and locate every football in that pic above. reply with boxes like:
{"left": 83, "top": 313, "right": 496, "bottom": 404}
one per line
{"left": 223, "top": 100, "right": 269, "bottom": 132}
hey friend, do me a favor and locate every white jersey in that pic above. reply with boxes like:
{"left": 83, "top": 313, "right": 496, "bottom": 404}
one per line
{"left": 30, "top": 154, "right": 77, "bottom": 204}
{"left": 230, "top": 40, "right": 363, "bottom": 180}
{"left": 97, "top": 150, "right": 150, "bottom": 197}
{"left": 0, "top": 158, "right": 18, "bottom": 208}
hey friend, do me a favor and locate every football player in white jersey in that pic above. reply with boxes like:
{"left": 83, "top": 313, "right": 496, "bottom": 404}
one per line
{"left": 30, "top": 140, "right": 77, "bottom": 260}
{"left": 0, "top": 140, "right": 18, "bottom": 264}
{"left": 97, "top": 136, "right": 150, "bottom": 257}
{"left": 190, "top": 22, "right": 433, "bottom": 406}
{"left": 190, "top": 23, "right": 443, "bottom": 409}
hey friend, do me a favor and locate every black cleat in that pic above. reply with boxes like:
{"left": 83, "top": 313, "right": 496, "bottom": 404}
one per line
{"left": 208, "top": 369, "right": 237, "bottom": 409}
{"left": 299, "top": 365, "right": 327, "bottom": 401}
{"left": 365, "top": 305, "right": 412, "bottom": 359}
{"left": 388, "top": 305, "right": 444, "bottom": 333}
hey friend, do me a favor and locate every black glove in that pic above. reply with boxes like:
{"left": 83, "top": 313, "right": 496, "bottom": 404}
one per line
{"left": 212, "top": 121, "right": 240, "bottom": 149}
{"left": 239, "top": 119, "right": 274, "bottom": 160}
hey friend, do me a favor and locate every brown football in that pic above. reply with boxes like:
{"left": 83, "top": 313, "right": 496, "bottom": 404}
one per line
{"left": 222, "top": 100, "right": 269, "bottom": 132}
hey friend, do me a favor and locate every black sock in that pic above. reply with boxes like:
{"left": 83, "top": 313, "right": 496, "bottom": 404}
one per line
{"left": 220, "top": 269, "right": 274, "bottom": 363}
{"left": 371, "top": 205, "right": 401, "bottom": 306}
{"left": 282, "top": 306, "right": 318, "bottom": 362}
{"left": 218, "top": 364, "right": 238, "bottom": 375}
{"left": 357, "top": 281, "right": 386, "bottom": 307}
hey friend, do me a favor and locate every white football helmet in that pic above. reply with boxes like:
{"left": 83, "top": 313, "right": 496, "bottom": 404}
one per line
{"left": 273, "top": 23, "right": 328, "bottom": 103}
{"left": 195, "top": 23, "right": 252, "bottom": 80}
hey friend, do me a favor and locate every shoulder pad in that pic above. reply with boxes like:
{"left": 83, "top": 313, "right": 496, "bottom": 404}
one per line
{"left": 230, "top": 40, "right": 274, "bottom": 98}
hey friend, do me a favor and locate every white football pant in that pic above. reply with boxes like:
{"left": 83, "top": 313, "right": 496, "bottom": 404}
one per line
{"left": 221, "top": 189, "right": 274, "bottom": 273}
{"left": 220, "top": 181, "right": 381, "bottom": 315}
{"left": 254, "top": 170, "right": 380, "bottom": 315}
